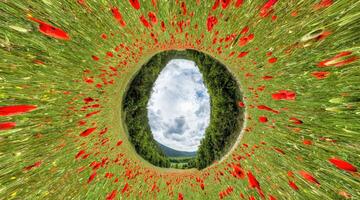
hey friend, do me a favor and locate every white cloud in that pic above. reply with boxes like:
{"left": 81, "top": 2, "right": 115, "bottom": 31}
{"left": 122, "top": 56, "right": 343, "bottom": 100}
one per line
{"left": 147, "top": 59, "right": 210, "bottom": 152}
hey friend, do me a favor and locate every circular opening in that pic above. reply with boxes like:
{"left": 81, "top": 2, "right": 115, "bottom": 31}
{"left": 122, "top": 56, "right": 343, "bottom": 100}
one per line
{"left": 123, "top": 49, "right": 244, "bottom": 169}
{"left": 147, "top": 58, "right": 210, "bottom": 151}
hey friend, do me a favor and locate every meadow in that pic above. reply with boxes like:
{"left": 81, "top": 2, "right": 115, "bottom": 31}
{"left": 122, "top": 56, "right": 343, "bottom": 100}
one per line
{"left": 0, "top": 0, "right": 359, "bottom": 199}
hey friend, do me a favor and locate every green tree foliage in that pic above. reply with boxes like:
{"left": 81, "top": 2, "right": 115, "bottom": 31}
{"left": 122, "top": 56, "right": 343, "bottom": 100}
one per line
{"left": 123, "top": 50, "right": 244, "bottom": 169}
{"left": 123, "top": 51, "right": 177, "bottom": 168}
{"left": 187, "top": 50, "right": 244, "bottom": 169}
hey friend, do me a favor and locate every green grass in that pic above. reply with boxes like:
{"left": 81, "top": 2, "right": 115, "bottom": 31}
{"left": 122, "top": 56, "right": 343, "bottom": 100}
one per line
{"left": 0, "top": 0, "right": 359, "bottom": 200}
{"left": 169, "top": 157, "right": 194, "bottom": 169}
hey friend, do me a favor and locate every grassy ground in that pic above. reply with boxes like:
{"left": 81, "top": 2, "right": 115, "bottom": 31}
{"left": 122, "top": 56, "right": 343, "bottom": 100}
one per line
{"left": 169, "top": 157, "right": 194, "bottom": 169}
{"left": 0, "top": 0, "right": 359, "bottom": 200}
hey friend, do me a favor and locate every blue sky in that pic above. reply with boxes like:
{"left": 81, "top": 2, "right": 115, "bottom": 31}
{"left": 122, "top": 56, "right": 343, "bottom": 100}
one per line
{"left": 147, "top": 59, "right": 210, "bottom": 152}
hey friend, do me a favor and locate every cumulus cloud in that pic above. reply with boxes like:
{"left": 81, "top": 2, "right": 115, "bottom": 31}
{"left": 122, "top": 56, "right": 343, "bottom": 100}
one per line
{"left": 147, "top": 59, "right": 210, "bottom": 152}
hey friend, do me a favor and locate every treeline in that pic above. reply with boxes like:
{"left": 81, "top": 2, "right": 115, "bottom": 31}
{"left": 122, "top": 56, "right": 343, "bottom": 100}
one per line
{"left": 123, "top": 51, "right": 180, "bottom": 168}
{"left": 186, "top": 50, "right": 244, "bottom": 169}
{"left": 123, "top": 50, "right": 244, "bottom": 169}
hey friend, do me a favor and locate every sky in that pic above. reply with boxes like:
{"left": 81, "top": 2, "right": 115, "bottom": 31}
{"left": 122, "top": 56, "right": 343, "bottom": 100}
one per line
{"left": 147, "top": 59, "right": 210, "bottom": 152}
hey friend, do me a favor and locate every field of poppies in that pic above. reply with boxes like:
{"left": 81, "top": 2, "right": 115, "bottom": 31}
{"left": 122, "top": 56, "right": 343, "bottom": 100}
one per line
{"left": 0, "top": 0, "right": 359, "bottom": 199}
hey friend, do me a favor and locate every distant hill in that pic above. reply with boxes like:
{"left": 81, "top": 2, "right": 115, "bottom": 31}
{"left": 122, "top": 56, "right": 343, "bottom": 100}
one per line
{"left": 157, "top": 142, "right": 197, "bottom": 157}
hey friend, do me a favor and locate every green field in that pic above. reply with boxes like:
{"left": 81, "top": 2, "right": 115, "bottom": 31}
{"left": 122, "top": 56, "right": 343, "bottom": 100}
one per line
{"left": 169, "top": 157, "right": 194, "bottom": 169}
{"left": 0, "top": 0, "right": 359, "bottom": 200}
